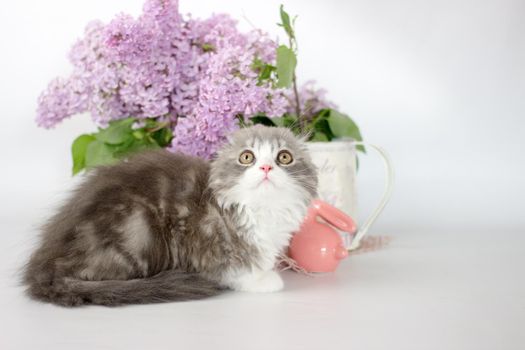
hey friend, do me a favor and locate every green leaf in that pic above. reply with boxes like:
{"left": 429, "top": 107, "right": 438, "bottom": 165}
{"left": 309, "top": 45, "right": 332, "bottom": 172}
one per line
{"left": 271, "top": 116, "right": 286, "bottom": 127}
{"left": 112, "top": 132, "right": 159, "bottom": 157}
{"left": 85, "top": 140, "right": 118, "bottom": 168}
{"left": 312, "top": 118, "right": 334, "bottom": 141}
{"left": 259, "top": 64, "right": 275, "bottom": 81}
{"left": 250, "top": 115, "right": 277, "bottom": 127}
{"left": 71, "top": 134, "right": 96, "bottom": 175}
{"left": 279, "top": 5, "right": 295, "bottom": 39}
{"left": 125, "top": 138, "right": 159, "bottom": 155}
{"left": 143, "top": 118, "right": 158, "bottom": 129}
{"left": 96, "top": 118, "right": 135, "bottom": 145}
{"left": 252, "top": 57, "right": 265, "bottom": 70}
{"left": 272, "top": 114, "right": 298, "bottom": 129}
{"left": 276, "top": 45, "right": 297, "bottom": 88}
{"left": 70, "top": 116, "right": 176, "bottom": 175}
{"left": 132, "top": 130, "right": 145, "bottom": 140}
{"left": 326, "top": 110, "right": 365, "bottom": 152}
{"left": 151, "top": 127, "right": 173, "bottom": 147}
{"left": 252, "top": 57, "right": 276, "bottom": 84}
{"left": 201, "top": 43, "right": 215, "bottom": 52}
{"left": 310, "top": 132, "right": 329, "bottom": 142}
{"left": 314, "top": 108, "right": 331, "bottom": 120}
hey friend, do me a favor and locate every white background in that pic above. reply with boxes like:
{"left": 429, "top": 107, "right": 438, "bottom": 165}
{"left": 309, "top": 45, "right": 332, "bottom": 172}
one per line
{"left": 1, "top": 0, "right": 523, "bottom": 232}
{"left": 0, "top": 1, "right": 523, "bottom": 349}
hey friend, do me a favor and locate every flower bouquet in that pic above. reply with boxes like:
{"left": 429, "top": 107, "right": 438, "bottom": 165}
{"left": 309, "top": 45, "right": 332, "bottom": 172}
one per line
{"left": 36, "top": 0, "right": 364, "bottom": 176}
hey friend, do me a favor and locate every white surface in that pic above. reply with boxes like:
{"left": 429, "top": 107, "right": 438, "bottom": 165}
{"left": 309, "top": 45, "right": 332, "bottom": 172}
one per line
{"left": 2, "top": 220, "right": 524, "bottom": 349}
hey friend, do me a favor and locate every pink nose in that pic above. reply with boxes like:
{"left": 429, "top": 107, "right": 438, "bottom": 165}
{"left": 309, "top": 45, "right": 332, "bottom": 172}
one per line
{"left": 259, "top": 164, "right": 273, "bottom": 174}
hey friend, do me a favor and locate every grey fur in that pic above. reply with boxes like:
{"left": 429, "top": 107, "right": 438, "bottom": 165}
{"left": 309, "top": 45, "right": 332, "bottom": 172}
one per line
{"left": 23, "top": 126, "right": 317, "bottom": 306}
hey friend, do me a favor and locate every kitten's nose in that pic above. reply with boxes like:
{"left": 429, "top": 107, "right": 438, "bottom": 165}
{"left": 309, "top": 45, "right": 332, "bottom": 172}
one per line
{"left": 259, "top": 164, "right": 273, "bottom": 174}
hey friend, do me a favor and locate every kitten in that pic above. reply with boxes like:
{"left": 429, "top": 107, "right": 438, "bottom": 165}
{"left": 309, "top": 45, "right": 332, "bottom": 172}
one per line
{"left": 23, "top": 126, "right": 318, "bottom": 306}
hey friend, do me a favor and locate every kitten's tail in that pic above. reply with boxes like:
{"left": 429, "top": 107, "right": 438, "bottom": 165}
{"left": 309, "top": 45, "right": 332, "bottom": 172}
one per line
{"left": 24, "top": 269, "right": 225, "bottom": 307}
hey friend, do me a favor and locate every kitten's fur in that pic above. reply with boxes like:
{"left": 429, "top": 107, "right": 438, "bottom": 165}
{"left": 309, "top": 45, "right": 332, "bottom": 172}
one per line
{"left": 23, "top": 126, "right": 317, "bottom": 306}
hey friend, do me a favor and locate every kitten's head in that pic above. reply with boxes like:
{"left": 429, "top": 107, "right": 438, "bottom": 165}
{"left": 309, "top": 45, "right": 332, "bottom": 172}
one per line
{"left": 210, "top": 126, "right": 318, "bottom": 209}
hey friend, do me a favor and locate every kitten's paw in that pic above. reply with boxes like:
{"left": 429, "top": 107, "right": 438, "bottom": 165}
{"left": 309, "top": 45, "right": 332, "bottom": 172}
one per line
{"left": 235, "top": 270, "right": 284, "bottom": 293}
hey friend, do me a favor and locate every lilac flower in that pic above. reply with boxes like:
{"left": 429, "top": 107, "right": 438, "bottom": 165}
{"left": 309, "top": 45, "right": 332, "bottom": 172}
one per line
{"left": 38, "top": 0, "right": 187, "bottom": 127}
{"left": 170, "top": 28, "right": 289, "bottom": 158}
{"left": 36, "top": 0, "right": 335, "bottom": 159}
{"left": 36, "top": 73, "right": 90, "bottom": 128}
{"left": 285, "top": 80, "right": 337, "bottom": 120}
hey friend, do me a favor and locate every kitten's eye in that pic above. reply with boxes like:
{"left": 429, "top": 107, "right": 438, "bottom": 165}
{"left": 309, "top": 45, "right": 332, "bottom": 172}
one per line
{"left": 277, "top": 150, "right": 293, "bottom": 165}
{"left": 239, "top": 150, "right": 255, "bottom": 165}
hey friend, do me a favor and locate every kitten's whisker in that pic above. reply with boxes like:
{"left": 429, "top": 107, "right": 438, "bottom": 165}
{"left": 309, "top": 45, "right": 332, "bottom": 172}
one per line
{"left": 286, "top": 169, "right": 312, "bottom": 176}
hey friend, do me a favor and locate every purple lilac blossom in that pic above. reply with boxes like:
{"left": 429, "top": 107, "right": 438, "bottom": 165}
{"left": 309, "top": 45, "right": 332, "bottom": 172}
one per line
{"left": 36, "top": 0, "right": 334, "bottom": 158}
{"left": 170, "top": 24, "right": 289, "bottom": 157}
{"left": 285, "top": 80, "right": 337, "bottom": 120}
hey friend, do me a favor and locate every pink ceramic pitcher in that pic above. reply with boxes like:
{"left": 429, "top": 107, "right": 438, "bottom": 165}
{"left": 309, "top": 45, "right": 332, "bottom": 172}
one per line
{"left": 289, "top": 199, "right": 357, "bottom": 272}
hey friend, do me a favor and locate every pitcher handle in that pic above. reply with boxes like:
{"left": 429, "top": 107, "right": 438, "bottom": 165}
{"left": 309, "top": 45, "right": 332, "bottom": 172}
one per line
{"left": 348, "top": 142, "right": 394, "bottom": 251}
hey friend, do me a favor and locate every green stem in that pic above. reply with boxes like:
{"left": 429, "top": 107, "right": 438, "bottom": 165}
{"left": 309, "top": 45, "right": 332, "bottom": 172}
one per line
{"left": 289, "top": 36, "right": 303, "bottom": 133}
{"left": 146, "top": 121, "right": 170, "bottom": 133}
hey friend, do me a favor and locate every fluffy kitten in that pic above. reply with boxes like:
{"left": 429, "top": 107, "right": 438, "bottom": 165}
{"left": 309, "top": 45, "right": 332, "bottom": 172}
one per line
{"left": 23, "top": 126, "right": 318, "bottom": 306}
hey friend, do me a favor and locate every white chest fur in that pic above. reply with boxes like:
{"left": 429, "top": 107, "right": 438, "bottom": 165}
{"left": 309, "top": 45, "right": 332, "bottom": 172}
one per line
{"left": 239, "top": 201, "right": 307, "bottom": 270}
